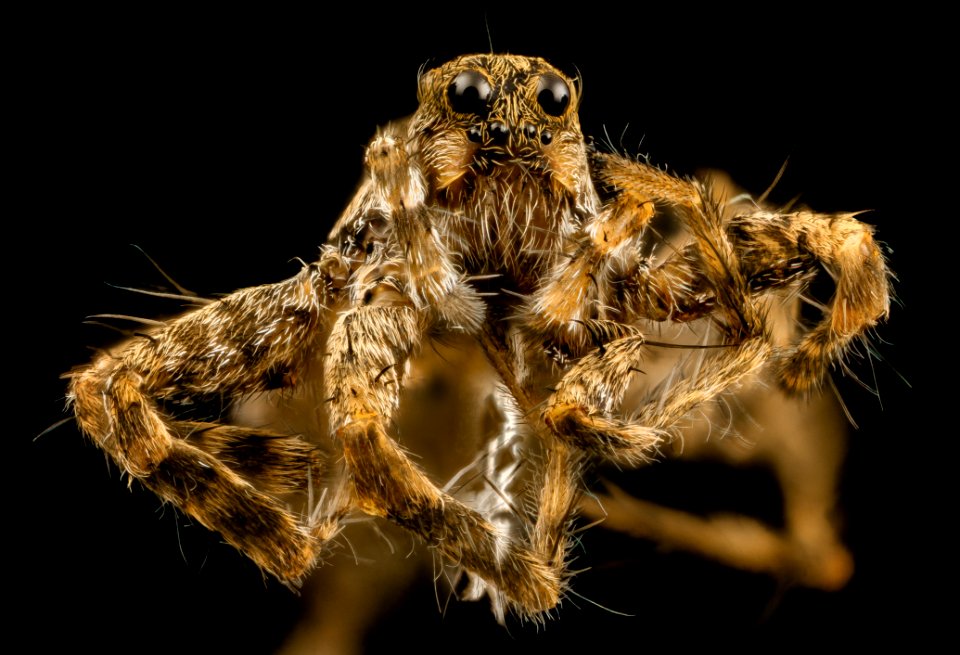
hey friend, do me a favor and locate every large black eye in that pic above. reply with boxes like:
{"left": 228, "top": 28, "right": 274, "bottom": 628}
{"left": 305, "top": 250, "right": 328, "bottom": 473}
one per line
{"left": 447, "top": 70, "right": 492, "bottom": 116}
{"left": 536, "top": 73, "right": 570, "bottom": 116}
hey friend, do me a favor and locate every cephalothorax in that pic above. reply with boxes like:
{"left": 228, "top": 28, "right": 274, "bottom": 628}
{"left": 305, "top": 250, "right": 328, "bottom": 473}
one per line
{"left": 67, "top": 54, "right": 891, "bottom": 619}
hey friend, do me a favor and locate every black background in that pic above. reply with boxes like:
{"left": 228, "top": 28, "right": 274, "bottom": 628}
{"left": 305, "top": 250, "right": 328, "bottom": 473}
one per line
{"left": 14, "top": 7, "right": 934, "bottom": 652}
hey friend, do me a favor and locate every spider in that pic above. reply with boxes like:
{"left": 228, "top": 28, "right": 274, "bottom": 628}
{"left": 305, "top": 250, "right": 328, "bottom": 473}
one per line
{"left": 67, "top": 53, "right": 891, "bottom": 620}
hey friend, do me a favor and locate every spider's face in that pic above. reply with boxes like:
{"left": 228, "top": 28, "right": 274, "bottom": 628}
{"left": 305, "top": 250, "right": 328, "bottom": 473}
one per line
{"left": 413, "top": 54, "right": 587, "bottom": 198}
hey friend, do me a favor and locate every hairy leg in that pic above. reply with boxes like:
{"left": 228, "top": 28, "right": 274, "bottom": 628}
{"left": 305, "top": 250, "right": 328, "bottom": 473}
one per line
{"left": 320, "top": 126, "right": 563, "bottom": 617}
{"left": 326, "top": 305, "right": 561, "bottom": 616}
{"left": 596, "top": 153, "right": 892, "bottom": 392}
{"left": 68, "top": 264, "right": 339, "bottom": 583}
{"left": 543, "top": 172, "right": 772, "bottom": 464}
{"left": 728, "top": 209, "right": 891, "bottom": 392}
{"left": 519, "top": 158, "right": 771, "bottom": 587}
{"left": 477, "top": 324, "right": 586, "bottom": 609}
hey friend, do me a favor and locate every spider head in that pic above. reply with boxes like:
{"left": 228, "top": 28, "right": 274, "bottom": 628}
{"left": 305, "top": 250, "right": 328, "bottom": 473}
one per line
{"left": 413, "top": 54, "right": 588, "bottom": 197}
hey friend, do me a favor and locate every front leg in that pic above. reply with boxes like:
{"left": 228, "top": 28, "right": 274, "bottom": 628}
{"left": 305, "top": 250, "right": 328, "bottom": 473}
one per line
{"left": 325, "top": 304, "right": 561, "bottom": 616}
{"left": 322, "top": 124, "right": 562, "bottom": 617}
{"left": 68, "top": 263, "right": 343, "bottom": 584}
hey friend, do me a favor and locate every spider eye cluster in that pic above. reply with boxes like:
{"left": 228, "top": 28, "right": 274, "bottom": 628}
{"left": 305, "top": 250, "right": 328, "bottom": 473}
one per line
{"left": 446, "top": 68, "right": 572, "bottom": 118}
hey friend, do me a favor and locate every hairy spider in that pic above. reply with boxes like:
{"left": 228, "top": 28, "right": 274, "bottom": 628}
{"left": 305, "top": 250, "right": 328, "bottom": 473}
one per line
{"left": 67, "top": 54, "right": 891, "bottom": 620}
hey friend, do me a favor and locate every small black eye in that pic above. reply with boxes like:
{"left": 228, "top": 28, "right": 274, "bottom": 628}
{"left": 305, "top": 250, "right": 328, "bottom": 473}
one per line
{"left": 448, "top": 70, "right": 492, "bottom": 116}
{"left": 536, "top": 73, "right": 570, "bottom": 117}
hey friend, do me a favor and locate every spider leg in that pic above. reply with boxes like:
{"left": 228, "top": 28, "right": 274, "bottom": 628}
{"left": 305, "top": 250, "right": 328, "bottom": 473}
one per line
{"left": 528, "top": 155, "right": 887, "bottom": 594}
{"left": 593, "top": 153, "right": 753, "bottom": 328}
{"left": 326, "top": 304, "right": 561, "bottom": 616}
{"left": 68, "top": 264, "right": 342, "bottom": 584}
{"left": 580, "top": 376, "right": 854, "bottom": 590}
{"left": 533, "top": 209, "right": 771, "bottom": 581}
{"left": 543, "top": 328, "right": 770, "bottom": 466}
{"left": 536, "top": 155, "right": 769, "bottom": 464}
{"left": 728, "top": 208, "right": 892, "bottom": 392}
{"left": 518, "top": 156, "right": 769, "bottom": 584}
{"left": 526, "top": 181, "right": 660, "bottom": 349}
{"left": 596, "top": 153, "right": 892, "bottom": 392}
{"left": 477, "top": 325, "right": 587, "bottom": 594}
{"left": 321, "top": 127, "right": 561, "bottom": 617}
